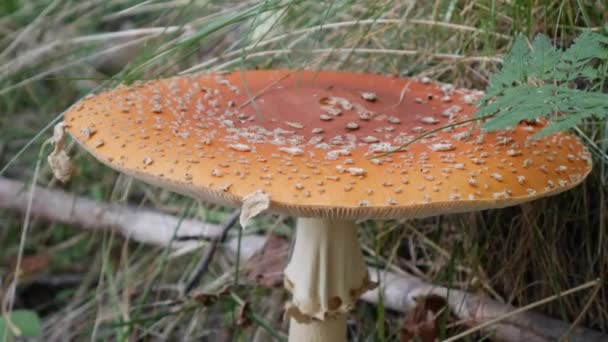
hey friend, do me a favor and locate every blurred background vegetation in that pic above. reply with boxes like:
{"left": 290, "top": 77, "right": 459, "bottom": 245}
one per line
{"left": 0, "top": 0, "right": 607, "bottom": 340}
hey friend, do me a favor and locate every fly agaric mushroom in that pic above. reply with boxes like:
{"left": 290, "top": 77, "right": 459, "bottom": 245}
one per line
{"left": 64, "top": 70, "right": 592, "bottom": 341}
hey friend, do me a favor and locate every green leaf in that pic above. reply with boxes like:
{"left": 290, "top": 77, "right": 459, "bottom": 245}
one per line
{"left": 557, "top": 31, "right": 608, "bottom": 78}
{"left": 478, "top": 30, "right": 608, "bottom": 136}
{"left": 480, "top": 85, "right": 557, "bottom": 130}
{"left": 485, "top": 33, "right": 531, "bottom": 97}
{"left": 0, "top": 310, "right": 42, "bottom": 340}
{"left": 528, "top": 34, "right": 560, "bottom": 79}
{"left": 504, "top": 33, "right": 531, "bottom": 81}
{"left": 577, "top": 65, "right": 600, "bottom": 81}
{"left": 537, "top": 115, "right": 583, "bottom": 138}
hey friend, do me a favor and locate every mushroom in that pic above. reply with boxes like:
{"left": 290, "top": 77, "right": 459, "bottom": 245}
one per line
{"left": 64, "top": 70, "right": 592, "bottom": 341}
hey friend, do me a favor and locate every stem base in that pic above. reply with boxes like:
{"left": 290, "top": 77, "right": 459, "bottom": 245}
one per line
{"left": 288, "top": 316, "right": 347, "bottom": 342}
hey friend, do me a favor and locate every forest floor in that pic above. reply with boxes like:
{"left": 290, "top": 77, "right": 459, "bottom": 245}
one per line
{"left": 1, "top": 1, "right": 607, "bottom": 341}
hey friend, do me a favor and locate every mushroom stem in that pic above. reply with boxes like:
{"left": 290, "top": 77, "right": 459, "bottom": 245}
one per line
{"left": 288, "top": 316, "right": 347, "bottom": 342}
{"left": 284, "top": 218, "right": 372, "bottom": 342}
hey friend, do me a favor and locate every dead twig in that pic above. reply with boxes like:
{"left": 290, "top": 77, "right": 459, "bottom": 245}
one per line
{"left": 183, "top": 210, "right": 240, "bottom": 294}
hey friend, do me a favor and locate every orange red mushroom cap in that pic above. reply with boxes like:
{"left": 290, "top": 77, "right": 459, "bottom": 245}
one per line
{"left": 65, "top": 70, "right": 592, "bottom": 219}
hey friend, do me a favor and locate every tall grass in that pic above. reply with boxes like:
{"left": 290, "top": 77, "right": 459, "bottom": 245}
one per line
{"left": 0, "top": 0, "right": 606, "bottom": 340}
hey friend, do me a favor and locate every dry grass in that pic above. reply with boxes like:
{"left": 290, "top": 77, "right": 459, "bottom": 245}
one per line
{"left": 0, "top": 0, "right": 606, "bottom": 340}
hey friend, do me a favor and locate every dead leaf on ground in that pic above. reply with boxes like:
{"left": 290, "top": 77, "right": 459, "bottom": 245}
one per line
{"left": 7, "top": 253, "right": 51, "bottom": 280}
{"left": 237, "top": 301, "right": 252, "bottom": 327}
{"left": 401, "top": 294, "right": 447, "bottom": 342}
{"left": 192, "top": 286, "right": 230, "bottom": 306}
{"left": 245, "top": 233, "right": 289, "bottom": 287}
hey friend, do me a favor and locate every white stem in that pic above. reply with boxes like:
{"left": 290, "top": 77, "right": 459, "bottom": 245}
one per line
{"left": 284, "top": 218, "right": 371, "bottom": 342}
{"left": 288, "top": 316, "right": 347, "bottom": 342}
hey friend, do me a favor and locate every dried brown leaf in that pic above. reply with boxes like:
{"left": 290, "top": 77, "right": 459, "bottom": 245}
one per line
{"left": 237, "top": 301, "right": 252, "bottom": 327}
{"left": 246, "top": 233, "right": 289, "bottom": 287}
{"left": 401, "top": 295, "right": 447, "bottom": 342}
{"left": 8, "top": 253, "right": 51, "bottom": 279}
{"left": 192, "top": 286, "right": 230, "bottom": 306}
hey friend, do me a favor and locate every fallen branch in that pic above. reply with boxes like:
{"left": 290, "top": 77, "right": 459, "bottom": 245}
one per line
{"left": 363, "top": 269, "right": 605, "bottom": 342}
{"left": 1, "top": 176, "right": 605, "bottom": 342}
{"left": 0, "top": 177, "right": 224, "bottom": 250}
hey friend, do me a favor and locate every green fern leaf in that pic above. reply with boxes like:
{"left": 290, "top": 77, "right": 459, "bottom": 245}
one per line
{"left": 528, "top": 35, "right": 560, "bottom": 80}
{"left": 537, "top": 115, "right": 583, "bottom": 137}
{"left": 479, "top": 30, "right": 608, "bottom": 136}
{"left": 483, "top": 33, "right": 530, "bottom": 99}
